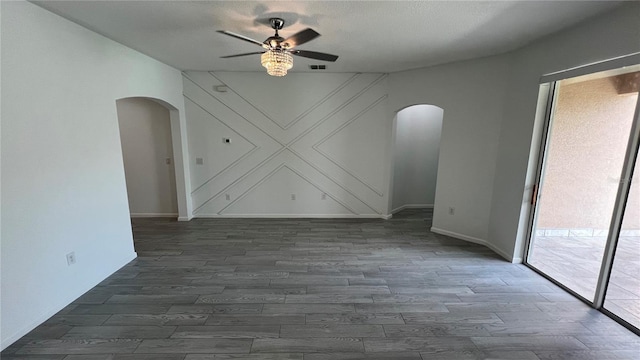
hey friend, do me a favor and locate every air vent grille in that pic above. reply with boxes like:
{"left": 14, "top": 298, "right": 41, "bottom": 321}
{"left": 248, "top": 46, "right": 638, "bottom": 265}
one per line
{"left": 309, "top": 65, "right": 326, "bottom": 70}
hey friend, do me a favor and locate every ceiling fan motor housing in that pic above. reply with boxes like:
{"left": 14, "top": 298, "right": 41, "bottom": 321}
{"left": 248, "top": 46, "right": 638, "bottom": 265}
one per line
{"left": 270, "top": 18, "right": 285, "bottom": 30}
{"left": 266, "top": 18, "right": 286, "bottom": 47}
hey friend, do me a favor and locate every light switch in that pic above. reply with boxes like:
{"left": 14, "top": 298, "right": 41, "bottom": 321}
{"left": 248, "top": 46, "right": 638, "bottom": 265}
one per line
{"left": 196, "top": 158, "right": 204, "bottom": 165}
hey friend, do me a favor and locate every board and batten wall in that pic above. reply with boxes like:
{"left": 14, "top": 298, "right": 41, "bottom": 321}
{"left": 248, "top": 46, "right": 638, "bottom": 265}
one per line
{"left": 391, "top": 105, "right": 443, "bottom": 212}
{"left": 183, "top": 71, "right": 391, "bottom": 218}
{"left": 1, "top": 1, "right": 190, "bottom": 349}
{"left": 116, "top": 97, "right": 179, "bottom": 217}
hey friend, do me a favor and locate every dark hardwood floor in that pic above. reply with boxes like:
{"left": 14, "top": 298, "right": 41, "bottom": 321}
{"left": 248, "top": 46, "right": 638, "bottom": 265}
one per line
{"left": 2, "top": 209, "right": 638, "bottom": 359}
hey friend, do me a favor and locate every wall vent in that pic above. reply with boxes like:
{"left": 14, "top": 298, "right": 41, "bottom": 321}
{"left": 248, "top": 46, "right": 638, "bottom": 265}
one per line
{"left": 309, "top": 65, "right": 326, "bottom": 70}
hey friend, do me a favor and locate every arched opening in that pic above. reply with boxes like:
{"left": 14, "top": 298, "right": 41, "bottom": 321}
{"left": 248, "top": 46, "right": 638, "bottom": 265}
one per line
{"left": 116, "top": 97, "right": 183, "bottom": 218}
{"left": 388, "top": 104, "right": 444, "bottom": 220}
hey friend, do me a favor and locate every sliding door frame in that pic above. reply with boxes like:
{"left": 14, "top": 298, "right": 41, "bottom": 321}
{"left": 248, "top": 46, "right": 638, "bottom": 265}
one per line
{"left": 523, "top": 79, "right": 597, "bottom": 306}
{"left": 523, "top": 55, "right": 640, "bottom": 335}
{"left": 596, "top": 95, "right": 640, "bottom": 306}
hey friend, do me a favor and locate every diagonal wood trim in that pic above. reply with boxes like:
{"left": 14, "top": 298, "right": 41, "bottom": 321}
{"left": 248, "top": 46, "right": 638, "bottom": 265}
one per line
{"left": 218, "top": 161, "right": 358, "bottom": 215}
{"left": 286, "top": 74, "right": 387, "bottom": 147}
{"left": 313, "top": 94, "right": 389, "bottom": 197}
{"left": 209, "top": 72, "right": 360, "bottom": 130}
{"left": 183, "top": 74, "right": 285, "bottom": 146}
{"left": 286, "top": 146, "right": 382, "bottom": 215}
{"left": 282, "top": 74, "right": 360, "bottom": 130}
{"left": 192, "top": 146, "right": 286, "bottom": 214}
{"left": 183, "top": 96, "right": 260, "bottom": 194}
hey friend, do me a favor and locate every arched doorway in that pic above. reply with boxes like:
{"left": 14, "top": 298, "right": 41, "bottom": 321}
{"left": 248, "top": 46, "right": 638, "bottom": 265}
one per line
{"left": 389, "top": 104, "right": 444, "bottom": 216}
{"left": 116, "top": 97, "right": 180, "bottom": 218}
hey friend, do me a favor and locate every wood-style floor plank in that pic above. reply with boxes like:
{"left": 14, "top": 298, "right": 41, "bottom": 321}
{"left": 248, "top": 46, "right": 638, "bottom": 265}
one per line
{"left": 2, "top": 209, "right": 638, "bottom": 359}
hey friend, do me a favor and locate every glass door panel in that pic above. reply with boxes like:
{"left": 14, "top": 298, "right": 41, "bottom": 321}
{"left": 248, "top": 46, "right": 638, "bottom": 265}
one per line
{"left": 605, "top": 146, "right": 640, "bottom": 329}
{"left": 527, "top": 69, "right": 638, "bottom": 301}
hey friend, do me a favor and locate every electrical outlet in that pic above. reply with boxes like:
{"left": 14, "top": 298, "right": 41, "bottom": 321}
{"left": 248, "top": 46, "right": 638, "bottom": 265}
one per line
{"left": 66, "top": 252, "right": 76, "bottom": 266}
{"left": 291, "top": 194, "right": 296, "bottom": 200}
{"left": 321, "top": 193, "right": 327, "bottom": 200}
{"left": 165, "top": 158, "right": 171, "bottom": 165}
{"left": 196, "top": 157, "right": 204, "bottom": 165}
{"left": 225, "top": 194, "right": 230, "bottom": 201}
{"left": 448, "top": 207, "right": 455, "bottom": 216}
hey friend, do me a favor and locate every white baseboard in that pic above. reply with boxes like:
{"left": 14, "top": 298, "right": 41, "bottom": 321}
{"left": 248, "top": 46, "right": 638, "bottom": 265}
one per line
{"left": 177, "top": 216, "right": 193, "bottom": 222}
{"left": 430, "top": 227, "right": 515, "bottom": 263}
{"left": 130, "top": 213, "right": 178, "bottom": 218}
{"left": 391, "top": 204, "right": 434, "bottom": 214}
{"left": 0, "top": 252, "right": 137, "bottom": 351}
{"left": 193, "top": 214, "right": 387, "bottom": 219}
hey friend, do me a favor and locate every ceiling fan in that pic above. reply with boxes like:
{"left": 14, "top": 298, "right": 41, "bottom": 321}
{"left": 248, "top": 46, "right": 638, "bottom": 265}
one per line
{"left": 218, "top": 18, "right": 339, "bottom": 77}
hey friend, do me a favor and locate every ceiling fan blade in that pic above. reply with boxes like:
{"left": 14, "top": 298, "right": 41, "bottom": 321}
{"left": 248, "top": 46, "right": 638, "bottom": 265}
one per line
{"left": 217, "top": 30, "right": 265, "bottom": 47}
{"left": 220, "top": 52, "right": 265, "bottom": 59}
{"left": 282, "top": 28, "right": 320, "bottom": 48}
{"left": 291, "top": 50, "right": 338, "bottom": 62}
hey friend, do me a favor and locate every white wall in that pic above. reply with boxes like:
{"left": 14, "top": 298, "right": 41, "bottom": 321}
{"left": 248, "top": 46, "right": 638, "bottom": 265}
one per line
{"left": 183, "top": 71, "right": 390, "bottom": 217}
{"left": 391, "top": 105, "right": 443, "bottom": 211}
{"left": 0, "top": 1, "right": 190, "bottom": 349}
{"left": 488, "top": 2, "right": 640, "bottom": 262}
{"left": 117, "top": 98, "right": 179, "bottom": 216}
{"left": 388, "top": 55, "right": 510, "bottom": 249}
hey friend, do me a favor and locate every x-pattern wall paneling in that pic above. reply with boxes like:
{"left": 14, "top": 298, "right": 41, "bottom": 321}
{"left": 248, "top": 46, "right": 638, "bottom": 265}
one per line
{"left": 183, "top": 71, "right": 389, "bottom": 217}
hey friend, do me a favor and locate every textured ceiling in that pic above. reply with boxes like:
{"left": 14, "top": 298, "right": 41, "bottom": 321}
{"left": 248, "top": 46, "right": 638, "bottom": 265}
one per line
{"left": 33, "top": 1, "right": 623, "bottom": 73}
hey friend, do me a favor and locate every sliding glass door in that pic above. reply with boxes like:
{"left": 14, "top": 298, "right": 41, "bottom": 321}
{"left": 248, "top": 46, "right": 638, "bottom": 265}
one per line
{"left": 526, "top": 64, "right": 640, "bottom": 332}
{"left": 605, "top": 149, "right": 640, "bottom": 329}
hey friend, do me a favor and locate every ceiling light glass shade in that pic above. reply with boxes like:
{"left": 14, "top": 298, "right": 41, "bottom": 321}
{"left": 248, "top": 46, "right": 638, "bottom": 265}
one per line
{"left": 261, "top": 50, "right": 293, "bottom": 76}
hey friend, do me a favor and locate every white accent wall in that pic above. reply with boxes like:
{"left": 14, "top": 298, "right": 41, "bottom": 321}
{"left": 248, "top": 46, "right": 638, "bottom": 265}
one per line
{"left": 117, "top": 98, "right": 179, "bottom": 217}
{"left": 0, "top": 1, "right": 189, "bottom": 349}
{"left": 183, "top": 72, "right": 390, "bottom": 218}
{"left": 391, "top": 105, "right": 443, "bottom": 212}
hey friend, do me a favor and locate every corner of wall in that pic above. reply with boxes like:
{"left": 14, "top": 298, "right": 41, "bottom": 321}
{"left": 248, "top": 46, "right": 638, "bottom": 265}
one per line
{"left": 430, "top": 227, "right": 514, "bottom": 262}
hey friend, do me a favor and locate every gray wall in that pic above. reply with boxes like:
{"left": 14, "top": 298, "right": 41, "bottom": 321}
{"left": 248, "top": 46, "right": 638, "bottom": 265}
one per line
{"left": 391, "top": 105, "right": 443, "bottom": 211}
{"left": 117, "top": 97, "right": 179, "bottom": 216}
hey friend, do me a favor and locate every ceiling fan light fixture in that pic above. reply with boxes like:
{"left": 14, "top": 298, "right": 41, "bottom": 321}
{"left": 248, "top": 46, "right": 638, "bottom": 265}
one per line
{"left": 261, "top": 49, "right": 293, "bottom": 77}
{"left": 220, "top": 18, "right": 336, "bottom": 76}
